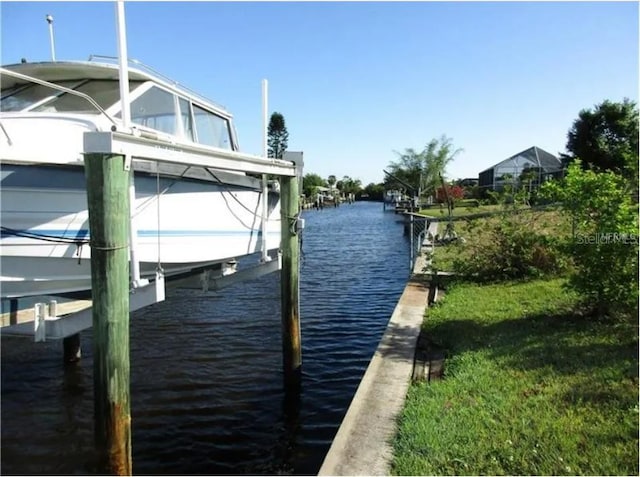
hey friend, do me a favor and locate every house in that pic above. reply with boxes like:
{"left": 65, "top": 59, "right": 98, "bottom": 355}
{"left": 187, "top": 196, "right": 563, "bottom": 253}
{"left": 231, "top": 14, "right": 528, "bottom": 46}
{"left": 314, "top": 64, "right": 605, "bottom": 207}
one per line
{"left": 478, "top": 146, "right": 563, "bottom": 192}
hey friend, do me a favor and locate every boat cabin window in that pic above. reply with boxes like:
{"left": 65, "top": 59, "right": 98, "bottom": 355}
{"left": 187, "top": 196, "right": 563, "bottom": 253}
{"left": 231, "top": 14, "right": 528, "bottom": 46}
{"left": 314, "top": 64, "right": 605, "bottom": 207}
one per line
{"left": 128, "top": 85, "right": 179, "bottom": 136}
{"left": 2, "top": 76, "right": 233, "bottom": 150}
{"left": 126, "top": 85, "right": 231, "bottom": 148}
{"left": 32, "top": 80, "right": 143, "bottom": 113}
{"left": 1, "top": 80, "right": 79, "bottom": 112}
{"left": 178, "top": 96, "right": 194, "bottom": 140}
{"left": 193, "top": 104, "right": 232, "bottom": 149}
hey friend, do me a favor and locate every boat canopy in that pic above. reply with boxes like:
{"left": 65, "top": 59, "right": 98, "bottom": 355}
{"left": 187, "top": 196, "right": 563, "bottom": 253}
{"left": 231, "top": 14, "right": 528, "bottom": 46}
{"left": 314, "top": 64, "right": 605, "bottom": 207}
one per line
{"left": 0, "top": 61, "right": 236, "bottom": 150}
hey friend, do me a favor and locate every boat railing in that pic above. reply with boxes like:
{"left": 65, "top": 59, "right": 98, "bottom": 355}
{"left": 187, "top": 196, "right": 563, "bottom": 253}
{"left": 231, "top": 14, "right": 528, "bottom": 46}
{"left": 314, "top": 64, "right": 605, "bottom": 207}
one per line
{"left": 0, "top": 67, "right": 118, "bottom": 129}
{"left": 1, "top": 66, "right": 299, "bottom": 176}
{"left": 87, "top": 54, "right": 227, "bottom": 111}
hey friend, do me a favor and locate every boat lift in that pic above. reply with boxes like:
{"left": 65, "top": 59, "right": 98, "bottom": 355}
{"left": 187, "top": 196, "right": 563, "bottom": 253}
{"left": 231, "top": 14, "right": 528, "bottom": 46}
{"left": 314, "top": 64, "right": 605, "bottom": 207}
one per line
{"left": 0, "top": 0, "right": 301, "bottom": 341}
{"left": 1, "top": 6, "right": 304, "bottom": 474}
{"left": 0, "top": 122, "right": 299, "bottom": 341}
{"left": 0, "top": 118, "right": 301, "bottom": 477}
{"left": 0, "top": 58, "right": 301, "bottom": 339}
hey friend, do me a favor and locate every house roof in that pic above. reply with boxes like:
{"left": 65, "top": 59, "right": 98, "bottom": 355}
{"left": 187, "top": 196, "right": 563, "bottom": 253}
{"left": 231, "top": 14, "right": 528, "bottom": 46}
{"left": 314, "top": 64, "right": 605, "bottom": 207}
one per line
{"left": 478, "top": 146, "right": 561, "bottom": 175}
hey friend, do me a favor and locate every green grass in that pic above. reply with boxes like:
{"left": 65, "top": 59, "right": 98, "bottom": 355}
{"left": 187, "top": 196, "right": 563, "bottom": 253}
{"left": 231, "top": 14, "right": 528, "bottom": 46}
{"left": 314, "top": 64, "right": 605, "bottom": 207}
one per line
{"left": 419, "top": 203, "right": 505, "bottom": 218}
{"left": 391, "top": 279, "right": 639, "bottom": 476}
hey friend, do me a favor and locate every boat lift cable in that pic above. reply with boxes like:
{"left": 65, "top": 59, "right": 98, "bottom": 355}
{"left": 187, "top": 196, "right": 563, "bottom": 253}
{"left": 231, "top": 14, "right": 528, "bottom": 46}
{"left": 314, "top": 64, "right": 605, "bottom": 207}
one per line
{"left": 0, "top": 226, "right": 89, "bottom": 245}
{"left": 294, "top": 211, "right": 306, "bottom": 266}
{"left": 286, "top": 214, "right": 300, "bottom": 236}
{"left": 382, "top": 169, "right": 417, "bottom": 194}
{"left": 217, "top": 187, "right": 258, "bottom": 231}
{"left": 132, "top": 166, "right": 192, "bottom": 216}
{"left": 205, "top": 169, "right": 274, "bottom": 218}
{"left": 0, "top": 122, "right": 13, "bottom": 146}
{"left": 132, "top": 166, "right": 278, "bottom": 231}
{"left": 1, "top": 226, "right": 89, "bottom": 263}
{"left": 206, "top": 167, "right": 277, "bottom": 235}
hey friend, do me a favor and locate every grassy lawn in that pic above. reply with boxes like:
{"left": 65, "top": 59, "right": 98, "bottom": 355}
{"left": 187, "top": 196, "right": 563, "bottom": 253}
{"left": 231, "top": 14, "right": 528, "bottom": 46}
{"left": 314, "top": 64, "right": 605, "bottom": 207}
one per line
{"left": 419, "top": 203, "right": 505, "bottom": 218}
{"left": 391, "top": 279, "right": 639, "bottom": 475}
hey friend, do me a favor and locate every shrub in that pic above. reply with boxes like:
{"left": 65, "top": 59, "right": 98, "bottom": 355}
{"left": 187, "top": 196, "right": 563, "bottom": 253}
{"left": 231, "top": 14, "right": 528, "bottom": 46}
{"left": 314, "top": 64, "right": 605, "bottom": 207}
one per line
{"left": 435, "top": 184, "right": 465, "bottom": 203}
{"left": 468, "top": 185, "right": 482, "bottom": 199}
{"left": 484, "top": 189, "right": 503, "bottom": 205}
{"left": 452, "top": 211, "right": 566, "bottom": 282}
{"left": 540, "top": 160, "right": 639, "bottom": 316}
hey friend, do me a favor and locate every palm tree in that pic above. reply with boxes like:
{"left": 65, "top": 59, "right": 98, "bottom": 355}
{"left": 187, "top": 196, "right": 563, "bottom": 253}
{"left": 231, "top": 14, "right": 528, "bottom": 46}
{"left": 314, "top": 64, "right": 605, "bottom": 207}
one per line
{"left": 387, "top": 135, "right": 462, "bottom": 200}
{"left": 420, "top": 136, "right": 462, "bottom": 198}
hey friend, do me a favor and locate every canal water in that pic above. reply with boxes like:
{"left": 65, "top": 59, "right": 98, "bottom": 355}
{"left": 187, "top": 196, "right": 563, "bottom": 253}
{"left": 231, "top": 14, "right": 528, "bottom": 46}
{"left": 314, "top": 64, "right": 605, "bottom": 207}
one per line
{"left": 1, "top": 201, "right": 411, "bottom": 475}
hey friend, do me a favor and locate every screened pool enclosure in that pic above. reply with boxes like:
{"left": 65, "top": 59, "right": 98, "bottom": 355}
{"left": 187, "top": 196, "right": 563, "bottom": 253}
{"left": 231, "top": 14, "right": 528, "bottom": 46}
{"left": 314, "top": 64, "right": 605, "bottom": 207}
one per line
{"left": 478, "top": 146, "right": 563, "bottom": 192}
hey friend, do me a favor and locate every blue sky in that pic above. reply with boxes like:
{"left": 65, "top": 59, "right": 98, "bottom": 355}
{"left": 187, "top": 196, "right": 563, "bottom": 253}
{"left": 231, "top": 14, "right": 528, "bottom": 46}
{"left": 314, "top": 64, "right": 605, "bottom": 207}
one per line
{"left": 2, "top": 1, "right": 638, "bottom": 185}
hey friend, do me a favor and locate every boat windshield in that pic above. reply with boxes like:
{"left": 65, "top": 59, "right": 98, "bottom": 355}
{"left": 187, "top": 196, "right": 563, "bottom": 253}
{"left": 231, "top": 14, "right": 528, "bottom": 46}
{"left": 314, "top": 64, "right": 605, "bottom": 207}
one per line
{"left": 1, "top": 81, "right": 80, "bottom": 112}
{"left": 1, "top": 77, "right": 233, "bottom": 150}
{"left": 0, "top": 79, "right": 143, "bottom": 113}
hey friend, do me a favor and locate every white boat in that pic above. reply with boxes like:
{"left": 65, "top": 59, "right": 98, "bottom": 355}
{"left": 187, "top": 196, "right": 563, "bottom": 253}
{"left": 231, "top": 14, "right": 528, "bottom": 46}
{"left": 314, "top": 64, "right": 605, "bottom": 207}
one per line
{"left": 384, "top": 189, "right": 403, "bottom": 205}
{"left": 0, "top": 57, "right": 283, "bottom": 299}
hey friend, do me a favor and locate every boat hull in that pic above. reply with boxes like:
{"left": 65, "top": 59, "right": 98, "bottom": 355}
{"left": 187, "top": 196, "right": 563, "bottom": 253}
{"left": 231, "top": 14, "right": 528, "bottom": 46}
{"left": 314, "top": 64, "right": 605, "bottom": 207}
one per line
{"left": 0, "top": 163, "right": 281, "bottom": 298}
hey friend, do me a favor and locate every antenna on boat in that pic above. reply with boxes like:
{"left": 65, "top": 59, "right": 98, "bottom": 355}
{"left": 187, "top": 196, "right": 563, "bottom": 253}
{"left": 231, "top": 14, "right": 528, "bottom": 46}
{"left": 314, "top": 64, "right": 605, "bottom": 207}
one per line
{"left": 115, "top": 1, "right": 131, "bottom": 129}
{"left": 45, "top": 14, "right": 56, "bottom": 61}
{"left": 115, "top": 0, "right": 146, "bottom": 289}
{"left": 261, "top": 79, "right": 269, "bottom": 262}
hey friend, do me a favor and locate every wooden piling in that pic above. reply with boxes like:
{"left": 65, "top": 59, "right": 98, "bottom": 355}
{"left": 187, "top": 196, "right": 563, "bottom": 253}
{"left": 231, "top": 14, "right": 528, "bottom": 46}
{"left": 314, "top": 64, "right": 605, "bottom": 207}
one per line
{"left": 280, "top": 174, "right": 302, "bottom": 385}
{"left": 63, "top": 333, "right": 82, "bottom": 364}
{"left": 9, "top": 299, "right": 18, "bottom": 325}
{"left": 84, "top": 153, "right": 132, "bottom": 476}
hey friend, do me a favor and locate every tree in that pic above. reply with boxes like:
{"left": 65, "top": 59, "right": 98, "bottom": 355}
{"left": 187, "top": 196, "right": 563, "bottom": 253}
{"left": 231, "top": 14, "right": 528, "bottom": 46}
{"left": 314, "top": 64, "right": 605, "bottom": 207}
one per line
{"left": 267, "top": 112, "right": 289, "bottom": 159}
{"left": 302, "top": 173, "right": 327, "bottom": 198}
{"left": 435, "top": 184, "right": 465, "bottom": 203}
{"left": 337, "top": 175, "right": 362, "bottom": 196}
{"left": 327, "top": 175, "right": 337, "bottom": 188}
{"left": 385, "top": 147, "right": 423, "bottom": 195}
{"left": 565, "top": 98, "right": 638, "bottom": 181}
{"left": 386, "top": 135, "right": 462, "bottom": 199}
{"left": 363, "top": 182, "right": 385, "bottom": 200}
{"left": 540, "top": 160, "right": 639, "bottom": 317}
{"left": 421, "top": 136, "right": 462, "bottom": 197}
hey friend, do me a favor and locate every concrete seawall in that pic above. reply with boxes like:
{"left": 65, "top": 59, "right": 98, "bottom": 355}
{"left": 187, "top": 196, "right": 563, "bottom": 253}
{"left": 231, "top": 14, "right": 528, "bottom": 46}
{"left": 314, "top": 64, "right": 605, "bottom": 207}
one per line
{"left": 318, "top": 221, "right": 436, "bottom": 476}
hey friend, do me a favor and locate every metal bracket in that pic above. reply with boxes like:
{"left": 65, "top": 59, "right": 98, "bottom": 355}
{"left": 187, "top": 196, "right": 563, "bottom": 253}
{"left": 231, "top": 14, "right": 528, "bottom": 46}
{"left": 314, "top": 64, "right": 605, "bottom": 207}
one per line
{"left": 33, "top": 300, "right": 58, "bottom": 342}
{"left": 123, "top": 154, "right": 132, "bottom": 171}
{"left": 5, "top": 277, "right": 166, "bottom": 340}
{"left": 174, "top": 254, "right": 280, "bottom": 292}
{"left": 34, "top": 303, "right": 46, "bottom": 342}
{"left": 130, "top": 277, "right": 150, "bottom": 292}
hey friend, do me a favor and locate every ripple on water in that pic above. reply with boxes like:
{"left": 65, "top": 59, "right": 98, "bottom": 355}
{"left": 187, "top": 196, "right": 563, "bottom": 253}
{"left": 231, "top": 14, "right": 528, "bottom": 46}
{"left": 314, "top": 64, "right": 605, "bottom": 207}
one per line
{"left": 1, "top": 201, "right": 410, "bottom": 475}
